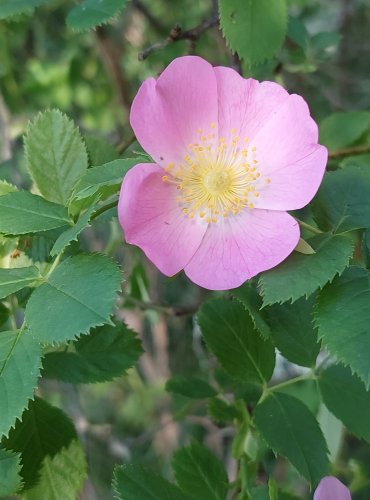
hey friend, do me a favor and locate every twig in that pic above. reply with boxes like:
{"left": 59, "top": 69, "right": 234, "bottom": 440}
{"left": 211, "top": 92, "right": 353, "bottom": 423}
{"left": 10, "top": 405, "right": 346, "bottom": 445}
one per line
{"left": 95, "top": 26, "right": 131, "bottom": 110}
{"left": 139, "top": 13, "right": 219, "bottom": 60}
{"left": 328, "top": 144, "right": 370, "bottom": 159}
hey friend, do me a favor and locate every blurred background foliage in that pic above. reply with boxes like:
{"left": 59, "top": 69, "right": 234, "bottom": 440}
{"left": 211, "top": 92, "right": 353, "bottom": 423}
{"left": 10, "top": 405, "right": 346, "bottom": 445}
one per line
{"left": 1, "top": 0, "right": 370, "bottom": 498}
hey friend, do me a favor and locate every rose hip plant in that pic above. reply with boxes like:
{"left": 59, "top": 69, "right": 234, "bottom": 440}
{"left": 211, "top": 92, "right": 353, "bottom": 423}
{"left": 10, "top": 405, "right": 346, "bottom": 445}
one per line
{"left": 0, "top": 1, "right": 370, "bottom": 499}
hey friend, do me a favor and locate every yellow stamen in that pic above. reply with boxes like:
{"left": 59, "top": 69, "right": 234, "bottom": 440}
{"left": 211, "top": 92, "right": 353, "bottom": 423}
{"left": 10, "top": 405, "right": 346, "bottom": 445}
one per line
{"left": 161, "top": 125, "right": 268, "bottom": 223}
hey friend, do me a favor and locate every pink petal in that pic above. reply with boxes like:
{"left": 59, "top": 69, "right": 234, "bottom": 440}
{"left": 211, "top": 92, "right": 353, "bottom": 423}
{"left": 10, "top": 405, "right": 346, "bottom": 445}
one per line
{"left": 314, "top": 477, "right": 351, "bottom": 500}
{"left": 214, "top": 67, "right": 327, "bottom": 211}
{"left": 251, "top": 95, "right": 327, "bottom": 210}
{"left": 184, "top": 209, "right": 299, "bottom": 290}
{"left": 214, "top": 66, "right": 290, "bottom": 142}
{"left": 118, "top": 163, "right": 207, "bottom": 276}
{"left": 130, "top": 56, "right": 218, "bottom": 167}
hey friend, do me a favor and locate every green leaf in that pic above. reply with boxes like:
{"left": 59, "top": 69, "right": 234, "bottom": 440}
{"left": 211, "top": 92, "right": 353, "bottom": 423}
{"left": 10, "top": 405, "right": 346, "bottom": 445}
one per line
{"left": 319, "top": 364, "right": 370, "bottom": 443}
{"left": 67, "top": 0, "right": 128, "bottom": 31}
{"left": 50, "top": 205, "right": 95, "bottom": 256}
{"left": 276, "top": 379, "right": 320, "bottom": 416}
{"left": 266, "top": 296, "right": 320, "bottom": 367}
{"left": 25, "top": 110, "right": 88, "bottom": 206}
{"left": 254, "top": 392, "right": 328, "bottom": 485}
{"left": 287, "top": 17, "right": 309, "bottom": 49}
{"left": 25, "top": 253, "right": 121, "bottom": 343}
{"left": 198, "top": 299, "right": 275, "bottom": 384}
{"left": 311, "top": 32, "right": 341, "bottom": 51}
{"left": 0, "top": 180, "right": 17, "bottom": 196}
{"left": 0, "top": 266, "right": 41, "bottom": 300}
{"left": 315, "top": 266, "right": 370, "bottom": 387}
{"left": 0, "top": 191, "right": 70, "bottom": 235}
{"left": 3, "top": 397, "right": 77, "bottom": 489}
{"left": 23, "top": 440, "right": 87, "bottom": 500}
{"left": 294, "top": 238, "right": 315, "bottom": 255}
{"left": 0, "top": 0, "right": 52, "bottom": 19}
{"left": 319, "top": 111, "right": 370, "bottom": 151}
{"left": 0, "top": 303, "right": 9, "bottom": 327}
{"left": 232, "top": 283, "right": 271, "bottom": 338}
{"left": 42, "top": 323, "right": 142, "bottom": 383}
{"left": 312, "top": 165, "right": 370, "bottom": 233}
{"left": 0, "top": 448, "right": 22, "bottom": 497}
{"left": 207, "top": 398, "right": 240, "bottom": 424}
{"left": 0, "top": 330, "right": 42, "bottom": 438}
{"left": 72, "top": 158, "right": 138, "bottom": 201}
{"left": 84, "top": 135, "right": 119, "bottom": 166}
{"left": 165, "top": 376, "right": 217, "bottom": 399}
{"left": 113, "top": 464, "right": 190, "bottom": 500}
{"left": 317, "top": 403, "right": 343, "bottom": 463}
{"left": 340, "top": 153, "right": 370, "bottom": 169}
{"left": 259, "top": 234, "right": 354, "bottom": 305}
{"left": 172, "top": 442, "right": 229, "bottom": 500}
{"left": 251, "top": 486, "right": 269, "bottom": 500}
{"left": 219, "top": 0, "right": 288, "bottom": 64}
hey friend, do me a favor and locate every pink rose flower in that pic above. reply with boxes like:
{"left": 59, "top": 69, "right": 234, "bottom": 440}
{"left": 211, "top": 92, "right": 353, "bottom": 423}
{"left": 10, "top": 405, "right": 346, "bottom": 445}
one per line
{"left": 118, "top": 56, "right": 327, "bottom": 290}
{"left": 314, "top": 476, "right": 351, "bottom": 500}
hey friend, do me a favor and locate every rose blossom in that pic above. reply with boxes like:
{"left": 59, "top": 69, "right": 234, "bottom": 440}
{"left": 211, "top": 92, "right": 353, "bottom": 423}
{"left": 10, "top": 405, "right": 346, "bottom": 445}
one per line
{"left": 118, "top": 56, "right": 327, "bottom": 290}
{"left": 314, "top": 476, "right": 351, "bottom": 500}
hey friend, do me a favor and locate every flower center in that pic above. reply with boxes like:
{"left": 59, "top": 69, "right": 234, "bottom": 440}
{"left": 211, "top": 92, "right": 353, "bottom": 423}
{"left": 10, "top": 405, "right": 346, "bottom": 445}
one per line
{"left": 203, "top": 169, "right": 232, "bottom": 195}
{"left": 162, "top": 125, "right": 271, "bottom": 223}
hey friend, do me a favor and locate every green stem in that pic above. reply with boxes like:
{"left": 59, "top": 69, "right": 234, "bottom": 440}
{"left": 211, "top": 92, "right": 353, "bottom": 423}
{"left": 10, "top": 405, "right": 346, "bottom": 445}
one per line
{"left": 240, "top": 457, "right": 252, "bottom": 500}
{"left": 329, "top": 144, "right": 370, "bottom": 159}
{"left": 8, "top": 296, "right": 19, "bottom": 329}
{"left": 125, "top": 295, "right": 200, "bottom": 317}
{"left": 296, "top": 219, "right": 323, "bottom": 235}
{"left": 268, "top": 373, "right": 314, "bottom": 393}
{"left": 315, "top": 353, "right": 332, "bottom": 374}
{"left": 45, "top": 252, "right": 63, "bottom": 280}
{"left": 90, "top": 200, "right": 118, "bottom": 221}
{"left": 116, "top": 134, "right": 136, "bottom": 154}
{"left": 125, "top": 296, "right": 173, "bottom": 315}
